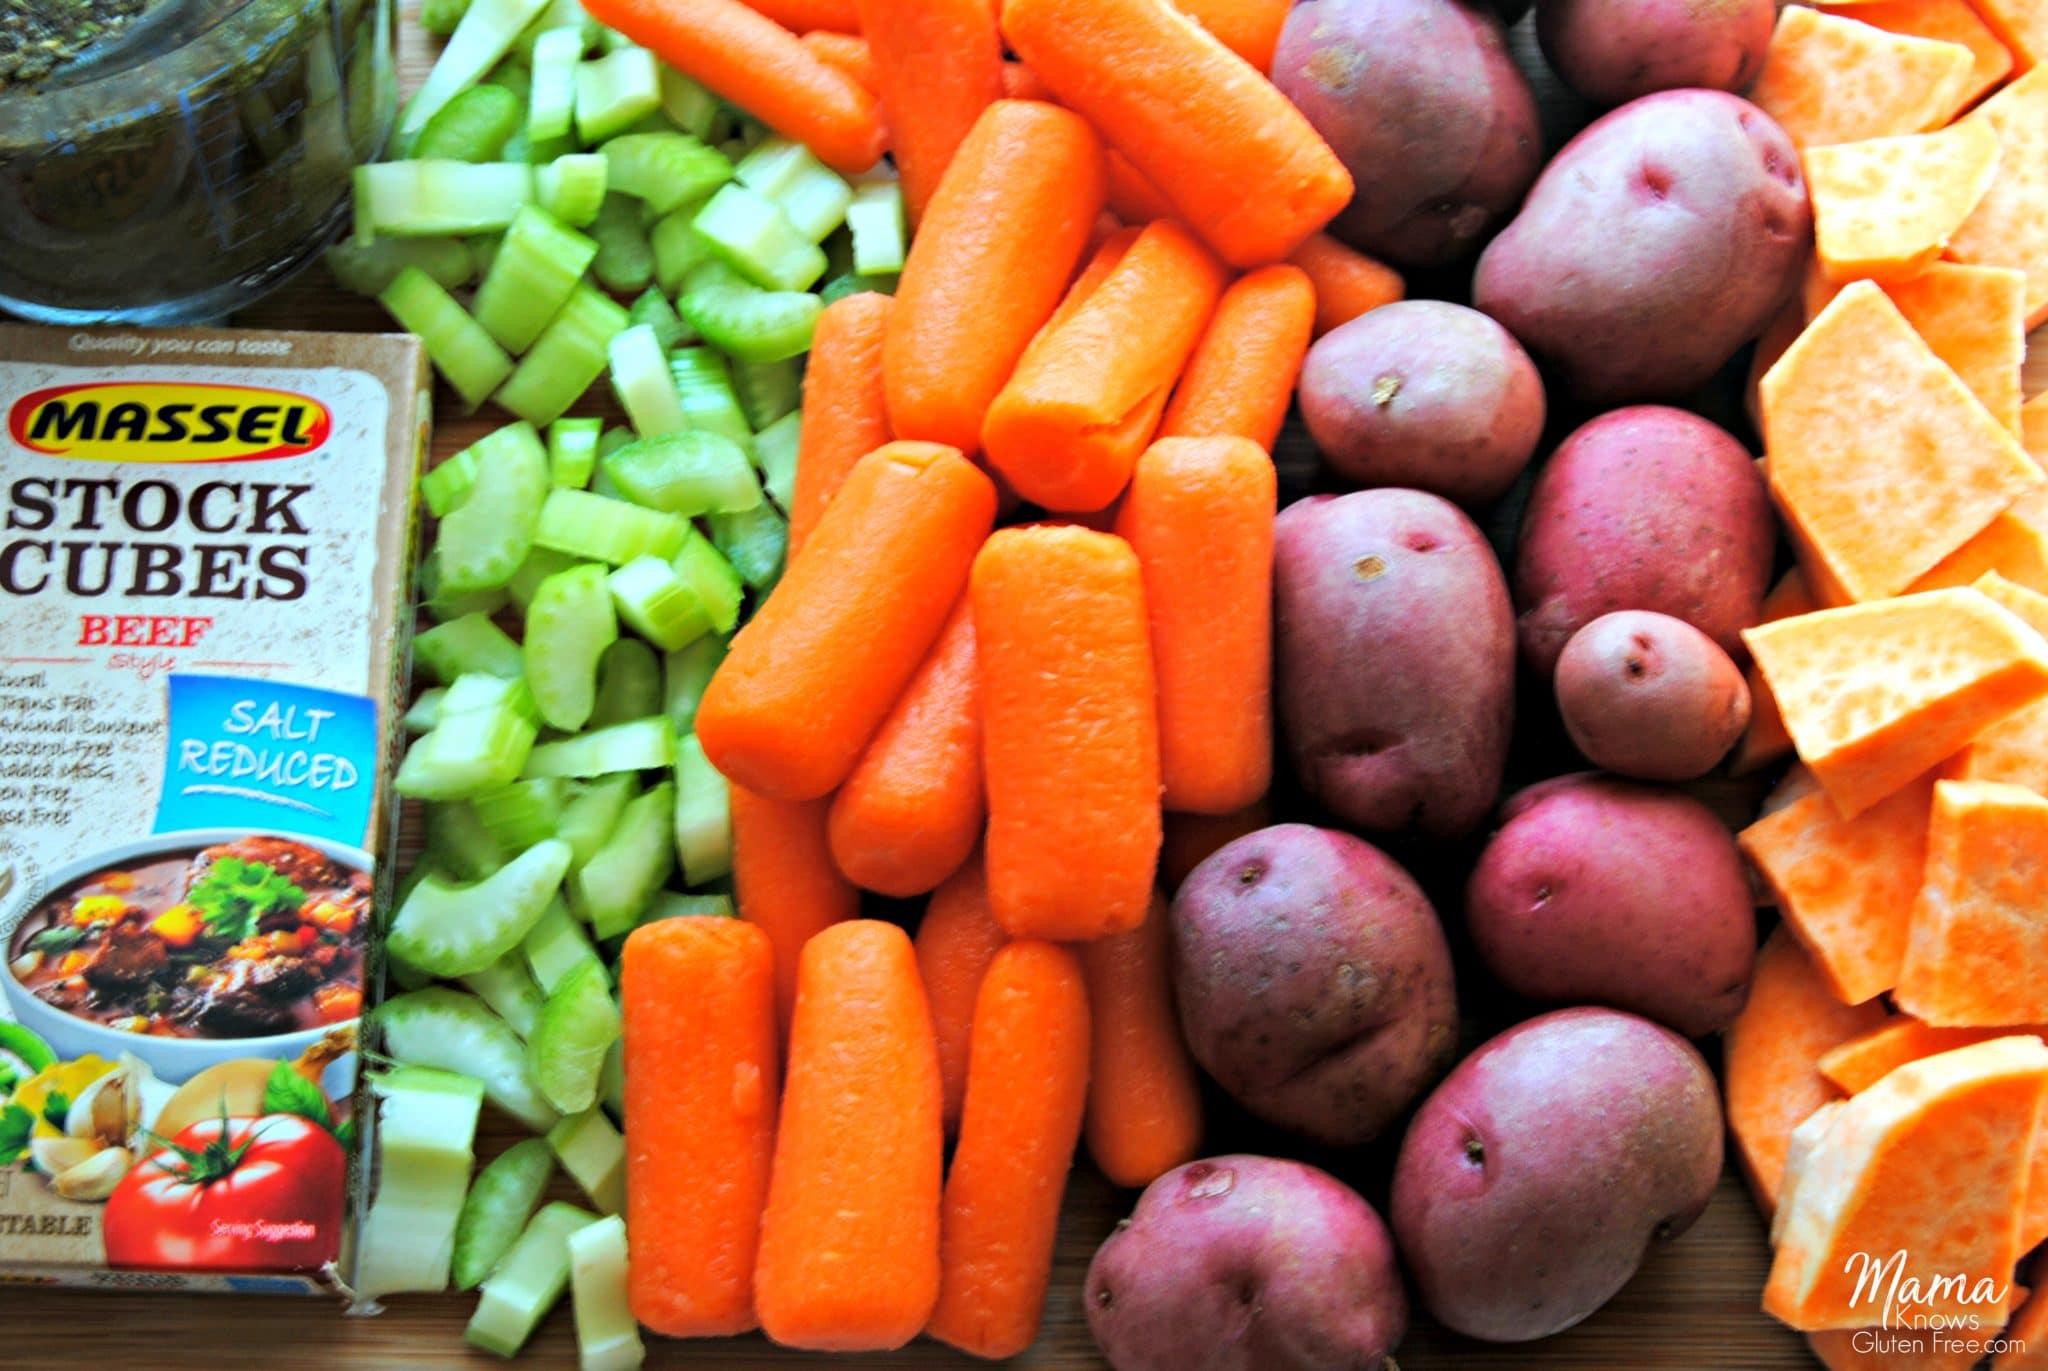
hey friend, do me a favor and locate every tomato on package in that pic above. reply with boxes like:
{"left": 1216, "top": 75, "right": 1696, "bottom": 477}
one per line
{"left": 104, "top": 1113, "right": 346, "bottom": 1272}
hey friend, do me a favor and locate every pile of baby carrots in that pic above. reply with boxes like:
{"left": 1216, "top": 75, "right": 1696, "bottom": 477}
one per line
{"left": 584, "top": 0, "right": 1405, "bottom": 1355}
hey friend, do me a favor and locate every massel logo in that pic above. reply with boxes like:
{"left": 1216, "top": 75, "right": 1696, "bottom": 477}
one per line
{"left": 6, "top": 382, "right": 331, "bottom": 464}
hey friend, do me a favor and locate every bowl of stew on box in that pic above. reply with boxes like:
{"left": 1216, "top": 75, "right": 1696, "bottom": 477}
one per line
{"left": 2, "top": 831, "right": 372, "bottom": 1084}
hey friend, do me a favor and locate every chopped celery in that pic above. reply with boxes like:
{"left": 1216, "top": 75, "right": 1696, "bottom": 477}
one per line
{"left": 400, "top": 0, "right": 549, "bottom": 140}
{"left": 608, "top": 323, "right": 686, "bottom": 437}
{"left": 533, "top": 488, "right": 691, "bottom": 564}
{"left": 692, "top": 182, "right": 826, "bottom": 291}
{"left": 395, "top": 677, "right": 540, "bottom": 800}
{"left": 471, "top": 233, "right": 504, "bottom": 277}
{"left": 590, "top": 640, "right": 663, "bottom": 728}
{"left": 666, "top": 345, "right": 751, "bottom": 444}
{"left": 377, "top": 267, "right": 514, "bottom": 410}
{"left": 588, "top": 192, "right": 654, "bottom": 295}
{"left": 548, "top": 1108, "right": 626, "bottom": 1217}
{"left": 603, "top": 430, "right": 759, "bottom": 515}
{"left": 548, "top": 417, "right": 603, "bottom": 489}
{"left": 573, "top": 46, "right": 660, "bottom": 145}
{"left": 425, "top": 799, "right": 508, "bottom": 880}
{"left": 380, "top": 986, "right": 561, "bottom": 1132}
{"left": 423, "top": 444, "right": 481, "bottom": 515}
{"left": 556, "top": 774, "right": 638, "bottom": 869}
{"left": 508, "top": 545, "right": 579, "bottom": 613}
{"left": 625, "top": 287, "right": 689, "bottom": 351}
{"left": 662, "top": 635, "right": 725, "bottom": 738}
{"left": 567, "top": 1215, "right": 642, "bottom": 1371}
{"left": 326, "top": 235, "right": 474, "bottom": 296}
{"left": 486, "top": 57, "right": 532, "bottom": 103}
{"left": 530, "top": 959, "right": 620, "bottom": 1114}
{"left": 706, "top": 502, "right": 786, "bottom": 592}
{"left": 570, "top": 780, "right": 675, "bottom": 937}
{"left": 535, "top": 152, "right": 607, "bottom": 228}
{"left": 730, "top": 356, "right": 800, "bottom": 432}
{"left": 415, "top": 84, "right": 524, "bottom": 162}
{"left": 673, "top": 528, "right": 743, "bottom": 631}
{"left": 649, "top": 203, "right": 715, "bottom": 296}
{"left": 599, "top": 1040, "right": 625, "bottom": 1119}
{"left": 422, "top": 554, "right": 513, "bottom": 623}
{"left": 438, "top": 421, "right": 550, "bottom": 592}
{"left": 752, "top": 410, "right": 800, "bottom": 512}
{"left": 390, "top": 839, "right": 573, "bottom": 977}
{"left": 678, "top": 272, "right": 821, "bottom": 364}
{"left": 473, "top": 776, "right": 572, "bottom": 850}
{"left": 421, "top": 0, "right": 471, "bottom": 35}
{"left": 847, "top": 179, "right": 907, "bottom": 275}
{"left": 354, "top": 1067, "right": 485, "bottom": 1300}
{"left": 600, "top": 132, "right": 732, "bottom": 215}
{"left": 466, "top": 1202, "right": 599, "bottom": 1357}
{"left": 510, "top": 0, "right": 596, "bottom": 63}
{"left": 608, "top": 556, "right": 710, "bottom": 651}
{"left": 733, "top": 138, "right": 851, "bottom": 242}
{"left": 658, "top": 67, "right": 717, "bottom": 139}
{"left": 595, "top": 23, "right": 635, "bottom": 50}
{"left": 356, "top": 160, "right": 534, "bottom": 238}
{"left": 674, "top": 733, "right": 732, "bottom": 884}
{"left": 819, "top": 270, "right": 898, "bottom": 305}
{"left": 444, "top": 670, "right": 543, "bottom": 722}
{"left": 525, "top": 563, "right": 620, "bottom": 731}
{"left": 461, "top": 949, "right": 549, "bottom": 1038}
{"left": 527, "top": 26, "right": 581, "bottom": 141}
{"left": 472, "top": 204, "right": 599, "bottom": 354}
{"left": 497, "top": 285, "right": 630, "bottom": 427}
{"left": 452, "top": 1138, "right": 554, "bottom": 1291}
{"left": 646, "top": 890, "right": 735, "bottom": 923}
{"left": 522, "top": 716, "right": 677, "bottom": 778}
{"left": 405, "top": 689, "right": 447, "bottom": 735}
{"left": 525, "top": 898, "right": 606, "bottom": 992}
{"left": 415, "top": 612, "right": 524, "bottom": 684}
{"left": 599, "top": 426, "right": 635, "bottom": 457}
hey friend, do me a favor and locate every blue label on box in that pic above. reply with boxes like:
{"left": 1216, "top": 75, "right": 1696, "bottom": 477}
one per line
{"left": 154, "top": 674, "right": 378, "bottom": 848}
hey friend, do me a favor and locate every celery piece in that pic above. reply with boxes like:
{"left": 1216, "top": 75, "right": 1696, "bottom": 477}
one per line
{"left": 666, "top": 345, "right": 752, "bottom": 445}
{"left": 511, "top": 0, "right": 596, "bottom": 64}
{"left": 378, "top": 267, "right": 515, "bottom": 410}
{"left": 535, "top": 152, "right": 607, "bottom": 227}
{"left": 608, "top": 557, "right": 711, "bottom": 652}
{"left": 533, "top": 488, "right": 692, "bottom": 564}
{"left": 525, "top": 898, "right": 606, "bottom": 993}
{"left": 439, "top": 421, "right": 551, "bottom": 593}
{"left": 415, "top": 612, "right": 525, "bottom": 685}
{"left": 381, "top": 987, "right": 561, "bottom": 1132}
{"left": 467, "top": 1202, "right": 600, "bottom": 1357}
{"left": 588, "top": 192, "right": 654, "bottom": 295}
{"left": 530, "top": 958, "right": 621, "bottom": 1114}
{"left": 847, "top": 179, "right": 907, "bottom": 275}
{"left": 388, "top": 946, "right": 437, "bottom": 992}
{"left": 732, "top": 136, "right": 820, "bottom": 200}
{"left": 734, "top": 137, "right": 852, "bottom": 242}
{"left": 658, "top": 67, "right": 717, "bottom": 139}
{"left": 662, "top": 635, "right": 725, "bottom": 738}
{"left": 603, "top": 430, "right": 759, "bottom": 515}
{"left": 422, "top": 554, "right": 513, "bottom": 623}
{"left": 556, "top": 774, "right": 638, "bottom": 869}
{"left": 508, "top": 545, "right": 580, "bottom": 614}
{"left": 452, "top": 1138, "right": 554, "bottom": 1290}
{"left": 706, "top": 502, "right": 786, "bottom": 594}
{"left": 353, "top": 1066, "right": 485, "bottom": 1299}
{"left": 625, "top": 287, "right": 688, "bottom": 351}
{"left": 678, "top": 274, "right": 821, "bottom": 364}
{"left": 497, "top": 285, "right": 631, "bottom": 427}
{"left": 647, "top": 891, "right": 735, "bottom": 922}
{"left": 547, "top": 1109, "right": 626, "bottom": 1218}
{"left": 390, "top": 839, "right": 573, "bottom": 977}
{"left": 356, "top": 160, "right": 535, "bottom": 239}
{"left": 415, "top": 84, "right": 524, "bottom": 162}
{"left": 421, "top": 0, "right": 471, "bottom": 36}
{"left": 486, "top": 57, "right": 532, "bottom": 103}
{"left": 673, "top": 528, "right": 744, "bottom": 631}
{"left": 573, "top": 47, "right": 660, "bottom": 145}
{"left": 425, "top": 799, "right": 509, "bottom": 881}
{"left": 400, "top": 0, "right": 549, "bottom": 140}
{"left": 522, "top": 716, "right": 678, "bottom": 778}
{"left": 730, "top": 356, "right": 800, "bottom": 431}
{"left": 598, "top": 1039, "right": 625, "bottom": 1120}
{"left": 590, "top": 640, "right": 663, "bottom": 729}
{"left": 461, "top": 949, "right": 549, "bottom": 1039}
{"left": 818, "top": 270, "right": 898, "bottom": 305}
{"left": 548, "top": 417, "right": 603, "bottom": 490}
{"left": 527, "top": 26, "right": 581, "bottom": 141}
{"left": 601, "top": 132, "right": 732, "bottom": 215}
{"left": 470, "top": 232, "right": 504, "bottom": 277}
{"left": 473, "top": 776, "right": 573, "bottom": 850}
{"left": 752, "top": 410, "right": 800, "bottom": 512}
{"left": 525, "top": 562, "right": 620, "bottom": 731}
{"left": 444, "top": 670, "right": 543, "bottom": 723}
{"left": 473, "top": 204, "right": 600, "bottom": 354}
{"left": 649, "top": 203, "right": 715, "bottom": 296}
{"left": 566, "top": 1214, "right": 642, "bottom": 1371}
{"left": 608, "top": 323, "right": 686, "bottom": 437}
{"left": 692, "top": 182, "right": 826, "bottom": 291}
{"left": 405, "top": 689, "right": 448, "bottom": 735}
{"left": 674, "top": 733, "right": 732, "bottom": 884}
{"left": 395, "top": 684, "right": 540, "bottom": 800}
{"left": 327, "top": 235, "right": 474, "bottom": 296}
{"left": 599, "top": 426, "right": 635, "bottom": 457}
{"left": 571, "top": 780, "right": 676, "bottom": 937}
{"left": 422, "top": 444, "right": 480, "bottom": 515}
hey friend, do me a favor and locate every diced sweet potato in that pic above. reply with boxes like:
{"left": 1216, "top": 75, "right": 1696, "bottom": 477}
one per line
{"left": 1994, "top": 1268, "right": 2048, "bottom": 1369}
{"left": 1819, "top": 0, "right": 2015, "bottom": 108}
{"left": 1805, "top": 120, "right": 2002, "bottom": 283}
{"left": 1910, "top": 514, "right": 2048, "bottom": 596}
{"left": 1820, "top": 1019, "right": 2048, "bottom": 1093}
{"left": 2025, "top": 393, "right": 2048, "bottom": 469}
{"left": 1945, "top": 574, "right": 2048, "bottom": 791}
{"left": 1751, "top": 7, "right": 1976, "bottom": 148}
{"left": 1897, "top": 779, "right": 2048, "bottom": 1026}
{"left": 1948, "top": 68, "right": 2048, "bottom": 328}
{"left": 1734, "top": 569, "right": 1820, "bottom": 774}
{"left": 1969, "top": 0, "right": 2048, "bottom": 71}
{"left": 1810, "top": 1293, "right": 2025, "bottom": 1371}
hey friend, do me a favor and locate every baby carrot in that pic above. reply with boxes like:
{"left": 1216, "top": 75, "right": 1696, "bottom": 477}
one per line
{"left": 581, "top": 0, "right": 884, "bottom": 175}
{"left": 1159, "top": 265, "right": 1315, "bottom": 450}
{"left": 731, "top": 785, "right": 860, "bottom": 1035}
{"left": 1160, "top": 799, "right": 1271, "bottom": 892}
{"left": 982, "top": 219, "right": 1226, "bottom": 511}
{"left": 828, "top": 595, "right": 983, "bottom": 897}
{"left": 1114, "top": 436, "right": 1275, "bottom": 814}
{"left": 855, "top": 0, "right": 1005, "bottom": 226}
{"left": 1000, "top": 0, "right": 1352, "bottom": 267}
{"left": 698, "top": 442, "right": 996, "bottom": 800}
{"left": 621, "top": 917, "right": 779, "bottom": 1336}
{"left": 750, "top": 0, "right": 857, "bottom": 33}
{"left": 886, "top": 100, "right": 1107, "bottom": 454}
{"left": 1171, "top": 0, "right": 1291, "bottom": 72}
{"left": 926, "top": 940, "right": 1091, "bottom": 1359}
{"left": 1288, "top": 233, "right": 1406, "bottom": 338}
{"left": 973, "top": 525, "right": 1161, "bottom": 940}
{"left": 1081, "top": 892, "right": 1203, "bottom": 1188}
{"left": 1104, "top": 150, "right": 1175, "bottom": 224}
{"left": 755, "top": 920, "right": 945, "bottom": 1351}
{"left": 798, "top": 31, "right": 878, "bottom": 99}
{"left": 915, "top": 851, "right": 1009, "bottom": 1133}
{"left": 1000, "top": 62, "right": 1055, "bottom": 101}
{"left": 789, "top": 292, "right": 893, "bottom": 559}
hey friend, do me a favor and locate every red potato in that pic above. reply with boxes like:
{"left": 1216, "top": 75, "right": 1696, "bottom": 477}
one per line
{"left": 1555, "top": 610, "right": 1752, "bottom": 780}
{"left": 1272, "top": 0, "right": 1543, "bottom": 268}
{"left": 1513, "top": 405, "right": 1775, "bottom": 680}
{"left": 1391, "top": 1008, "right": 1724, "bottom": 1342}
{"left": 1465, "top": 776, "right": 1759, "bottom": 1037}
{"left": 1536, "top": 0, "right": 1777, "bottom": 107}
{"left": 1084, "top": 1155, "right": 1406, "bottom": 1371}
{"left": 1298, "top": 300, "right": 1546, "bottom": 507}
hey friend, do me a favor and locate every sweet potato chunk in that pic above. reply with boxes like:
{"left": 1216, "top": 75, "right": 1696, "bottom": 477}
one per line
{"left": 1805, "top": 120, "right": 2001, "bottom": 283}
{"left": 1820, "top": 1019, "right": 2048, "bottom": 1094}
{"left": 1751, "top": 7, "right": 1976, "bottom": 148}
{"left": 1897, "top": 780, "right": 2048, "bottom": 1026}
{"left": 1948, "top": 69, "right": 2048, "bottom": 328}
{"left": 1734, "top": 569, "right": 1820, "bottom": 774}
{"left": 1944, "top": 574, "right": 2048, "bottom": 792}
{"left": 1819, "top": 0, "right": 2015, "bottom": 107}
